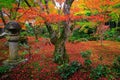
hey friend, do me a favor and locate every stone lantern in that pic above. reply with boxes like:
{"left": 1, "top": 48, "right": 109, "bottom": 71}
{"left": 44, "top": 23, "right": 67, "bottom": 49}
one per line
{"left": 3, "top": 21, "right": 23, "bottom": 66}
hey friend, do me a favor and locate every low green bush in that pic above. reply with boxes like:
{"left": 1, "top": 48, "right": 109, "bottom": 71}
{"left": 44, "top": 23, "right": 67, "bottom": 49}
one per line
{"left": 104, "top": 28, "right": 120, "bottom": 41}
{"left": 90, "top": 65, "right": 111, "bottom": 80}
{"left": 0, "top": 65, "right": 10, "bottom": 74}
{"left": 80, "top": 50, "right": 92, "bottom": 71}
{"left": 80, "top": 50, "right": 91, "bottom": 58}
{"left": 116, "top": 36, "right": 120, "bottom": 42}
{"left": 112, "top": 56, "right": 120, "bottom": 78}
{"left": 57, "top": 61, "right": 81, "bottom": 80}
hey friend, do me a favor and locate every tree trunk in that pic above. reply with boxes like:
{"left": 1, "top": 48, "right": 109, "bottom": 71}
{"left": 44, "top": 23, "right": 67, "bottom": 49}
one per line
{"left": 53, "top": 39, "right": 69, "bottom": 64}
{"left": 100, "top": 34, "right": 103, "bottom": 46}
{"left": 35, "top": 33, "right": 38, "bottom": 41}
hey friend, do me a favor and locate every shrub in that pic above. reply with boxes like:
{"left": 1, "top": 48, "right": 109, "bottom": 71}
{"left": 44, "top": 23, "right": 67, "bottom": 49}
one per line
{"left": 116, "top": 36, "right": 120, "bottom": 42}
{"left": 57, "top": 61, "right": 81, "bottom": 80}
{"left": 68, "top": 37, "right": 77, "bottom": 43}
{"left": 90, "top": 65, "right": 111, "bottom": 80}
{"left": 80, "top": 50, "right": 92, "bottom": 71}
{"left": 84, "top": 59, "right": 92, "bottom": 67}
{"left": 68, "top": 27, "right": 94, "bottom": 43}
{"left": 31, "top": 62, "right": 42, "bottom": 72}
{"left": 80, "top": 50, "right": 91, "bottom": 58}
{"left": 19, "top": 30, "right": 28, "bottom": 45}
{"left": 112, "top": 56, "right": 120, "bottom": 78}
{"left": 104, "top": 28, "right": 119, "bottom": 41}
{"left": 68, "top": 37, "right": 88, "bottom": 43}
{"left": 0, "top": 65, "right": 10, "bottom": 74}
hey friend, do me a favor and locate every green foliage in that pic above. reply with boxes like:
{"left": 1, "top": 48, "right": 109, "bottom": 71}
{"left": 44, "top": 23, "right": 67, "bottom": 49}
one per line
{"left": 31, "top": 62, "right": 42, "bottom": 72}
{"left": 20, "top": 30, "right": 27, "bottom": 37}
{"left": 85, "top": 10, "right": 91, "bottom": 16}
{"left": 110, "top": 12, "right": 119, "bottom": 23}
{"left": 104, "top": 28, "right": 120, "bottom": 41}
{"left": 19, "top": 31, "right": 28, "bottom": 45}
{"left": 112, "top": 56, "right": 120, "bottom": 78}
{"left": 0, "top": 0, "right": 16, "bottom": 10}
{"left": 90, "top": 65, "right": 111, "bottom": 80}
{"left": 54, "top": 53, "right": 63, "bottom": 64}
{"left": 80, "top": 50, "right": 91, "bottom": 58}
{"left": 25, "top": 23, "right": 35, "bottom": 36}
{"left": 0, "top": 65, "right": 10, "bottom": 74}
{"left": 79, "top": 23, "right": 96, "bottom": 34}
{"left": 57, "top": 61, "right": 81, "bottom": 80}
{"left": 21, "top": 50, "right": 29, "bottom": 55}
{"left": 53, "top": 52, "right": 69, "bottom": 64}
{"left": 113, "top": 3, "right": 120, "bottom": 8}
{"left": 116, "top": 36, "right": 120, "bottom": 42}
{"left": 68, "top": 37, "right": 88, "bottom": 43}
{"left": 51, "top": 24, "right": 59, "bottom": 31}
{"left": 80, "top": 50, "right": 92, "bottom": 71}
{"left": 68, "top": 29, "right": 90, "bottom": 42}
{"left": 84, "top": 59, "right": 92, "bottom": 67}
{"left": 75, "top": 10, "right": 91, "bottom": 16}
{"left": 25, "top": 23, "right": 49, "bottom": 38}
{"left": 68, "top": 21, "right": 97, "bottom": 42}
{"left": 41, "top": 0, "right": 46, "bottom": 5}
{"left": 39, "top": 27, "right": 49, "bottom": 38}
{"left": 68, "top": 37, "right": 76, "bottom": 42}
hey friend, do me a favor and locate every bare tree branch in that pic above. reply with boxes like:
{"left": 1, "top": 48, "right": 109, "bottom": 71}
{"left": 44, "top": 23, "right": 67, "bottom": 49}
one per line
{"left": 24, "top": 0, "right": 31, "bottom": 7}
{"left": 0, "top": 10, "right": 6, "bottom": 25}
{"left": 16, "top": 0, "right": 21, "bottom": 12}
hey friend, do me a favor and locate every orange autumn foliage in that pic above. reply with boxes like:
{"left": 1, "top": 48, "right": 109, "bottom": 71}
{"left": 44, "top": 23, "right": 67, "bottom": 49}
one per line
{"left": 85, "top": 0, "right": 113, "bottom": 13}
{"left": 83, "top": 0, "right": 119, "bottom": 23}
{"left": 17, "top": 7, "right": 82, "bottom": 25}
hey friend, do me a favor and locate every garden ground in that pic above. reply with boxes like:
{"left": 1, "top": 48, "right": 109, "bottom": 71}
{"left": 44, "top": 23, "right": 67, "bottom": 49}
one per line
{"left": 0, "top": 37, "right": 120, "bottom": 80}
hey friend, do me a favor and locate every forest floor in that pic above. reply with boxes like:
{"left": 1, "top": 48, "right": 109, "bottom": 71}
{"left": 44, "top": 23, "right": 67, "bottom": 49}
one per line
{"left": 0, "top": 37, "right": 120, "bottom": 80}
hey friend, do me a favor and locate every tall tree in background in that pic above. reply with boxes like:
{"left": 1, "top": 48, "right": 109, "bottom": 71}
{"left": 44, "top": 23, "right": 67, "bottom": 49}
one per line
{"left": 110, "top": 1, "right": 120, "bottom": 28}
{"left": 84, "top": 0, "right": 120, "bottom": 45}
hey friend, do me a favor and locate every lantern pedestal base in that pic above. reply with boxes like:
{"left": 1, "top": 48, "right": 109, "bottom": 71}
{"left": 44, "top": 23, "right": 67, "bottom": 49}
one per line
{"left": 3, "top": 58, "right": 27, "bottom": 66}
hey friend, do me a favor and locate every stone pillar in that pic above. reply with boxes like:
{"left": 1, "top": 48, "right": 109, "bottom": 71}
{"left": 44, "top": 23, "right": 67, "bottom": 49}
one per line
{"left": 9, "top": 42, "right": 19, "bottom": 60}
{"left": 3, "top": 21, "right": 25, "bottom": 66}
{"left": 3, "top": 35, "right": 21, "bottom": 65}
{"left": 8, "top": 35, "right": 19, "bottom": 61}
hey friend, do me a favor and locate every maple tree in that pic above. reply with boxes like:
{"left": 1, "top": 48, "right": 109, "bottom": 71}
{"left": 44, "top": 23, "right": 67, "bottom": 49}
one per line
{"left": 83, "top": 0, "right": 120, "bottom": 45}
{"left": 18, "top": 0, "right": 83, "bottom": 64}
{"left": 40, "top": 0, "right": 74, "bottom": 64}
